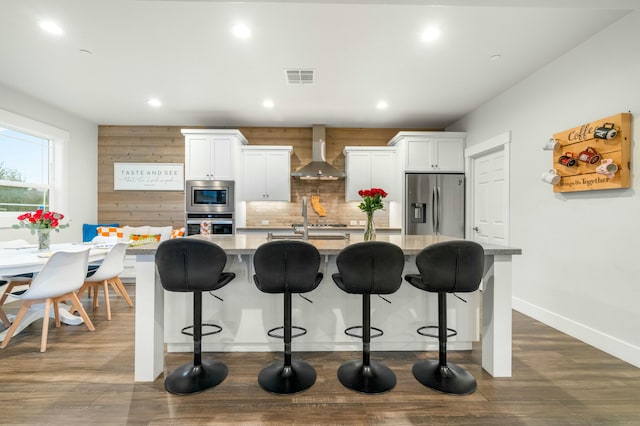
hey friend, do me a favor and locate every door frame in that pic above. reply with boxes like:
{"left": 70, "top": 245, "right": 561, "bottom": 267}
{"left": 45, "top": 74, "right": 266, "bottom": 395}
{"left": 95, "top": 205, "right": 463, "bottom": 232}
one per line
{"left": 464, "top": 131, "right": 511, "bottom": 244}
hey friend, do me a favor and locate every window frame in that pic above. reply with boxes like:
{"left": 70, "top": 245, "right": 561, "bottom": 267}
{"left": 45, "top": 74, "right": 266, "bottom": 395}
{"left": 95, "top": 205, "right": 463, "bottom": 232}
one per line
{"left": 0, "top": 108, "right": 68, "bottom": 228}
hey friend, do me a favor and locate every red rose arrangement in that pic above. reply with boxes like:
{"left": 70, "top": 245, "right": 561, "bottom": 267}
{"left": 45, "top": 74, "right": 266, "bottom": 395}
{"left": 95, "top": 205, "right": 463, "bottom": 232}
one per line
{"left": 13, "top": 209, "right": 69, "bottom": 234}
{"left": 357, "top": 188, "right": 388, "bottom": 214}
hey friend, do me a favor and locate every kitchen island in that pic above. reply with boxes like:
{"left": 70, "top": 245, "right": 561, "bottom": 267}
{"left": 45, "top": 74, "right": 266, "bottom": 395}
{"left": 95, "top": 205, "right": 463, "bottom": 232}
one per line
{"left": 128, "top": 234, "right": 521, "bottom": 382}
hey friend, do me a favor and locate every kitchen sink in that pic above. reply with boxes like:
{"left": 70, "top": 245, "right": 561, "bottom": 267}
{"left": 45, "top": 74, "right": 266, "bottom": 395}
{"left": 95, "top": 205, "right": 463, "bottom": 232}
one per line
{"left": 267, "top": 232, "right": 350, "bottom": 241}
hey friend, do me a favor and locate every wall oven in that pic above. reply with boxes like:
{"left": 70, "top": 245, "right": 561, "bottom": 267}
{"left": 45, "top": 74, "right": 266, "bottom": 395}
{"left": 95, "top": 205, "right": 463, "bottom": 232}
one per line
{"left": 185, "top": 180, "right": 234, "bottom": 235}
{"left": 185, "top": 213, "right": 234, "bottom": 236}
{"left": 186, "top": 180, "right": 234, "bottom": 213}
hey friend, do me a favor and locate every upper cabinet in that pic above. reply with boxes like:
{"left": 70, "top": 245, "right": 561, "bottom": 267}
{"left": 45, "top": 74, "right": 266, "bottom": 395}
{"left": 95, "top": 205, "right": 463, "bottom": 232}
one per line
{"left": 344, "top": 147, "right": 397, "bottom": 201}
{"left": 182, "top": 129, "right": 248, "bottom": 181}
{"left": 241, "top": 146, "right": 293, "bottom": 201}
{"left": 388, "top": 131, "right": 466, "bottom": 173}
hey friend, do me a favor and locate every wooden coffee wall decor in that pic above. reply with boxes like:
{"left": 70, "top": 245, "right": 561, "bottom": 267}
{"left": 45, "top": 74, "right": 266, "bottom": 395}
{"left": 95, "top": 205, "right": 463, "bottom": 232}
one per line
{"left": 551, "top": 112, "right": 631, "bottom": 193}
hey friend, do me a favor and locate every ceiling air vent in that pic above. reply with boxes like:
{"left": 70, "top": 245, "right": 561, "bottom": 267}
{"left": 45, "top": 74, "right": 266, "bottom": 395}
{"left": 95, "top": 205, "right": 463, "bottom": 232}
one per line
{"left": 285, "top": 69, "right": 315, "bottom": 85}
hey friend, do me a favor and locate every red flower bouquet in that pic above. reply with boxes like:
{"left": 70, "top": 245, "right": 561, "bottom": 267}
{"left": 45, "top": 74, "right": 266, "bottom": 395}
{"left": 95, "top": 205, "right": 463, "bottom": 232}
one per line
{"left": 13, "top": 209, "right": 69, "bottom": 234}
{"left": 357, "top": 188, "right": 387, "bottom": 240}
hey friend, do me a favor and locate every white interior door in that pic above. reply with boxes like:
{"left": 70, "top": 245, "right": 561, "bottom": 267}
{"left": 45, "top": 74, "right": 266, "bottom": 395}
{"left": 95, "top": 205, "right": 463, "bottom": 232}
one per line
{"left": 465, "top": 132, "right": 510, "bottom": 246}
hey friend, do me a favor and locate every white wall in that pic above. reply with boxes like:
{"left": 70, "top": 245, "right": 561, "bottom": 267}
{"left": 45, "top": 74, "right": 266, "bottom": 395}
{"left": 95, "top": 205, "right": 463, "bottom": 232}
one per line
{"left": 450, "top": 11, "right": 640, "bottom": 367}
{"left": 0, "top": 82, "right": 98, "bottom": 243}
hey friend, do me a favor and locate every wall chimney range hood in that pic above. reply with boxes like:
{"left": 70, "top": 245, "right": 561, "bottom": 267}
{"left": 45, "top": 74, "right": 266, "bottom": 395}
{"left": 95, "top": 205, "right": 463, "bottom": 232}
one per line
{"left": 292, "top": 125, "right": 345, "bottom": 180}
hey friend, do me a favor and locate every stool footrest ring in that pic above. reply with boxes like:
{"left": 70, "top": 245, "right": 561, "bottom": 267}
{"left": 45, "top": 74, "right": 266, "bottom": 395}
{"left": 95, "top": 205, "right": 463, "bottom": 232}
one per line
{"left": 345, "top": 325, "right": 383, "bottom": 339}
{"left": 417, "top": 325, "right": 457, "bottom": 339}
{"left": 267, "top": 325, "right": 307, "bottom": 339}
{"left": 181, "top": 323, "right": 223, "bottom": 337}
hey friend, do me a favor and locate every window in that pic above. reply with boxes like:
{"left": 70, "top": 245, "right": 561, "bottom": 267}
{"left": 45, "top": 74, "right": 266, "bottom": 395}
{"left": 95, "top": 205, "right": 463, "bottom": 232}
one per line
{"left": 0, "top": 127, "right": 51, "bottom": 212}
{"left": 0, "top": 108, "right": 68, "bottom": 225}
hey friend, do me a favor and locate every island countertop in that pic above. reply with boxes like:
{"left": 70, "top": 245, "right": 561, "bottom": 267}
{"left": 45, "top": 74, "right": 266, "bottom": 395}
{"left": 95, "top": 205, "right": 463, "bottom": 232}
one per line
{"left": 127, "top": 234, "right": 522, "bottom": 256}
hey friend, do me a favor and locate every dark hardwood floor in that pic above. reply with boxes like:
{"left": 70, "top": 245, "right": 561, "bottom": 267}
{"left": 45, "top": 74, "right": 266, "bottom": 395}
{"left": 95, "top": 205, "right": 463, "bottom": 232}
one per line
{"left": 1, "top": 284, "right": 639, "bottom": 425}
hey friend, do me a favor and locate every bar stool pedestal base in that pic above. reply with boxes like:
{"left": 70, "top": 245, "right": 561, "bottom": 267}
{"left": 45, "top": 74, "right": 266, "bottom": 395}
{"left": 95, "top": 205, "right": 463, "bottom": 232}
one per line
{"left": 164, "top": 360, "right": 228, "bottom": 395}
{"left": 258, "top": 359, "right": 317, "bottom": 394}
{"left": 412, "top": 360, "right": 477, "bottom": 395}
{"left": 337, "top": 360, "right": 396, "bottom": 394}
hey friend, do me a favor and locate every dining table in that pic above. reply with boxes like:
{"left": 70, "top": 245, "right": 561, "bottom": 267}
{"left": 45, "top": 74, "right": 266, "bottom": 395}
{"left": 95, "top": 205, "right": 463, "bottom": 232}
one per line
{"left": 0, "top": 242, "right": 110, "bottom": 341}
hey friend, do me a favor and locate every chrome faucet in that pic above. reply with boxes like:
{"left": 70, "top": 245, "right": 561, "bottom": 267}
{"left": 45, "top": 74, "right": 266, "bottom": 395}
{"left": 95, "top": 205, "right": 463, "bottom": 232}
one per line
{"left": 301, "top": 196, "right": 309, "bottom": 240}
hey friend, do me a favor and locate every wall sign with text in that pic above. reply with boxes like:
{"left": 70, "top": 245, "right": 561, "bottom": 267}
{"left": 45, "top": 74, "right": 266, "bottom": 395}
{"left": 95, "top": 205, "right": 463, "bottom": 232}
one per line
{"left": 551, "top": 112, "right": 632, "bottom": 193}
{"left": 114, "top": 163, "right": 184, "bottom": 191}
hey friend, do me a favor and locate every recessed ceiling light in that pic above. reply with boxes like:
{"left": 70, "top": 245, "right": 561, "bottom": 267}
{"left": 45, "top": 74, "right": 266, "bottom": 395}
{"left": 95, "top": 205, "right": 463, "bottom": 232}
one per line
{"left": 39, "top": 20, "right": 63, "bottom": 35}
{"left": 421, "top": 27, "right": 441, "bottom": 42}
{"left": 147, "top": 98, "right": 162, "bottom": 108}
{"left": 232, "top": 23, "right": 251, "bottom": 39}
{"left": 263, "top": 99, "right": 274, "bottom": 108}
{"left": 376, "top": 101, "right": 388, "bottom": 110}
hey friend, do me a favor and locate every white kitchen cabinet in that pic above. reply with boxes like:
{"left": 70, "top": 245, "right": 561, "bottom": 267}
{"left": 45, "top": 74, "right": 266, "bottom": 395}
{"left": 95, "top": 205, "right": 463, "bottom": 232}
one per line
{"left": 182, "top": 129, "right": 248, "bottom": 181}
{"left": 241, "top": 146, "right": 293, "bottom": 201}
{"left": 388, "top": 131, "right": 466, "bottom": 172}
{"left": 344, "top": 147, "right": 397, "bottom": 201}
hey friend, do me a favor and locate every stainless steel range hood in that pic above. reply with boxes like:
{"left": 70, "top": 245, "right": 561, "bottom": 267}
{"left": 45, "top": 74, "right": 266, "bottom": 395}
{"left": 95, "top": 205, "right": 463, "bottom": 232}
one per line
{"left": 292, "top": 125, "right": 345, "bottom": 180}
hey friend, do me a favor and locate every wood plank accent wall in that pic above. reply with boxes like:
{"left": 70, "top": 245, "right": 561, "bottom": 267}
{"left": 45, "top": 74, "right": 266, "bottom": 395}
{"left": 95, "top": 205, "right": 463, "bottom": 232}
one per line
{"left": 98, "top": 126, "right": 186, "bottom": 227}
{"left": 98, "top": 126, "right": 436, "bottom": 228}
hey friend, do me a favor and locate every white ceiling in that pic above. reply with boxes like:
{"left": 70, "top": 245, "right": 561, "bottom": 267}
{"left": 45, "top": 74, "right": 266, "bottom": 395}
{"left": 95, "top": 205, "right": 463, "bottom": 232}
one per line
{"left": 0, "top": 0, "right": 636, "bottom": 128}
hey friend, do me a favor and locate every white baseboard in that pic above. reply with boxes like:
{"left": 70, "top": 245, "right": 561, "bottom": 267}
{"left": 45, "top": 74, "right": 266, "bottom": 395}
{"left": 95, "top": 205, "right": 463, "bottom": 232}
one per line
{"left": 513, "top": 297, "right": 640, "bottom": 368}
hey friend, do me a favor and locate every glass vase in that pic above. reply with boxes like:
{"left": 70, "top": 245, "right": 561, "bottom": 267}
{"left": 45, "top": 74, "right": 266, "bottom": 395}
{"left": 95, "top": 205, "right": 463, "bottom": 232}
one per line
{"left": 37, "top": 228, "right": 51, "bottom": 251}
{"left": 364, "top": 211, "right": 376, "bottom": 241}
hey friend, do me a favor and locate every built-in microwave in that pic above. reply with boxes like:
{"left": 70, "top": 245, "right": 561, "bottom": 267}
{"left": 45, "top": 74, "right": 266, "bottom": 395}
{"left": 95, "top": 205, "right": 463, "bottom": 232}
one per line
{"left": 185, "top": 180, "right": 234, "bottom": 213}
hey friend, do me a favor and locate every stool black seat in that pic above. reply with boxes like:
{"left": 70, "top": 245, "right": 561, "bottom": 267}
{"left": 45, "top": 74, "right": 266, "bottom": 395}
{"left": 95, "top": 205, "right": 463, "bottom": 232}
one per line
{"left": 404, "top": 240, "right": 484, "bottom": 395}
{"left": 253, "top": 240, "right": 323, "bottom": 394}
{"left": 331, "top": 241, "right": 405, "bottom": 394}
{"left": 155, "top": 238, "right": 235, "bottom": 395}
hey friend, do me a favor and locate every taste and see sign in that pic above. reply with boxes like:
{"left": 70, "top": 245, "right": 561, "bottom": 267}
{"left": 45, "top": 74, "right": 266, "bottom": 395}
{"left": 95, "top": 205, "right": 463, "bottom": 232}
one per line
{"left": 114, "top": 163, "right": 184, "bottom": 191}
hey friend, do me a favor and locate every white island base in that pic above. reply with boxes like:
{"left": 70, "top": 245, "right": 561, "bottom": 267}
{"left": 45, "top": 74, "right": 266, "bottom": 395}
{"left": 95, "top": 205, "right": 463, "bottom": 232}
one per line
{"left": 164, "top": 254, "right": 479, "bottom": 354}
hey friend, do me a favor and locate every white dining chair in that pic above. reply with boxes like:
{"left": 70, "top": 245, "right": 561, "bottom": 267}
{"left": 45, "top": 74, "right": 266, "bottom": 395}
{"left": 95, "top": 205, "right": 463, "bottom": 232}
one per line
{"left": 77, "top": 242, "right": 133, "bottom": 320}
{"left": 0, "top": 249, "right": 95, "bottom": 352}
{"left": 0, "top": 240, "right": 33, "bottom": 308}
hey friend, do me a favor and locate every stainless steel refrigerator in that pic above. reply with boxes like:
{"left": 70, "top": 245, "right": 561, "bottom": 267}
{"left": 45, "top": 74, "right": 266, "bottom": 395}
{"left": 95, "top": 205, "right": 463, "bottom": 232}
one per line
{"left": 405, "top": 173, "right": 465, "bottom": 237}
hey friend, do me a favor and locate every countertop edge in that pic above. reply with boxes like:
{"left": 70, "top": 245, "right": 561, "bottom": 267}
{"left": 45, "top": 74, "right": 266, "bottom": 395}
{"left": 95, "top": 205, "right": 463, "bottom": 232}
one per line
{"left": 236, "top": 226, "right": 402, "bottom": 232}
{"left": 126, "top": 236, "right": 521, "bottom": 257}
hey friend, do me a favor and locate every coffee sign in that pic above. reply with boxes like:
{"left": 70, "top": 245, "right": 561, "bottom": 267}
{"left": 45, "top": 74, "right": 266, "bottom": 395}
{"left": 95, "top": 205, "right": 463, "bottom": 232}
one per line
{"left": 551, "top": 113, "right": 631, "bottom": 193}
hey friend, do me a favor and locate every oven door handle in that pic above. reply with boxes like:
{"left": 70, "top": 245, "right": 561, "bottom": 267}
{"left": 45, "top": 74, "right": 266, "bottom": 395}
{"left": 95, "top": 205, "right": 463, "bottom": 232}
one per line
{"left": 187, "top": 220, "right": 233, "bottom": 224}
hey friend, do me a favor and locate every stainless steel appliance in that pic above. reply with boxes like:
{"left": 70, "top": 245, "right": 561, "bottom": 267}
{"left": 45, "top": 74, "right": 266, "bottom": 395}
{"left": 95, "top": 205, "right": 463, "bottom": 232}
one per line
{"left": 405, "top": 173, "right": 465, "bottom": 238}
{"left": 185, "top": 180, "right": 234, "bottom": 235}
{"left": 291, "top": 125, "right": 345, "bottom": 180}
{"left": 186, "top": 180, "right": 234, "bottom": 213}
{"left": 185, "top": 213, "right": 234, "bottom": 236}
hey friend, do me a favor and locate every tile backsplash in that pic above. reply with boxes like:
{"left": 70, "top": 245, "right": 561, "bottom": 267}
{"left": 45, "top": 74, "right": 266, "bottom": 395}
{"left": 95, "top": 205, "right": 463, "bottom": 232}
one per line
{"left": 245, "top": 178, "right": 390, "bottom": 227}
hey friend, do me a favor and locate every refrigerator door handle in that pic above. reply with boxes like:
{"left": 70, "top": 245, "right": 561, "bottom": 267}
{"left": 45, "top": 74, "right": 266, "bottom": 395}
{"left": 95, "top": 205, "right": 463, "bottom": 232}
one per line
{"left": 432, "top": 186, "right": 437, "bottom": 231}
{"left": 435, "top": 186, "right": 440, "bottom": 233}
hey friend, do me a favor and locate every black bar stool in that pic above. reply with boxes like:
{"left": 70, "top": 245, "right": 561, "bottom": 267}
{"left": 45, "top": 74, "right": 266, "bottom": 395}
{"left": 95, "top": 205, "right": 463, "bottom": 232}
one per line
{"left": 253, "top": 240, "right": 323, "bottom": 394}
{"left": 404, "top": 240, "right": 484, "bottom": 395}
{"left": 331, "top": 241, "right": 405, "bottom": 394}
{"left": 155, "top": 239, "right": 236, "bottom": 395}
